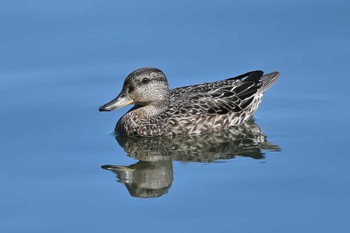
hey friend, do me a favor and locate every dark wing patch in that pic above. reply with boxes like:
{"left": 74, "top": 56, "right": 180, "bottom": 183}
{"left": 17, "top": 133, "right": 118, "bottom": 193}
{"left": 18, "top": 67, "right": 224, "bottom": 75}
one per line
{"left": 225, "top": 70, "right": 263, "bottom": 82}
{"left": 232, "top": 81, "right": 259, "bottom": 100}
{"left": 243, "top": 70, "right": 264, "bottom": 82}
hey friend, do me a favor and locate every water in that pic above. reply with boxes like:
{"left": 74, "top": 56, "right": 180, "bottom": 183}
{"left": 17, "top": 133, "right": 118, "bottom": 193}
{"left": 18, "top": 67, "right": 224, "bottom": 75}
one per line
{"left": 1, "top": 0, "right": 349, "bottom": 232}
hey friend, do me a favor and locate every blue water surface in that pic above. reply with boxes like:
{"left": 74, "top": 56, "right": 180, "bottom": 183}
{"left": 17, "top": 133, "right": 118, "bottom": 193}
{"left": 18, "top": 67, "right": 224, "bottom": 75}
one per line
{"left": 1, "top": 0, "right": 350, "bottom": 232}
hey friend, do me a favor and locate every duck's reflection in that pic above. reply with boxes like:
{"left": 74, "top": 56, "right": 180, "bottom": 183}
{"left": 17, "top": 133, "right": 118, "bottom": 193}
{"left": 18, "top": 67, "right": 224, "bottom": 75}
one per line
{"left": 102, "top": 119, "right": 280, "bottom": 198}
{"left": 102, "top": 160, "right": 173, "bottom": 198}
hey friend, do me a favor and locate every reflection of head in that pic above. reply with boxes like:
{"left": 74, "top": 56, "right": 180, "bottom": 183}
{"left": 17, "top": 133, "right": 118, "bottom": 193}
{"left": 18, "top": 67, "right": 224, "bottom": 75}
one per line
{"left": 102, "top": 160, "right": 173, "bottom": 198}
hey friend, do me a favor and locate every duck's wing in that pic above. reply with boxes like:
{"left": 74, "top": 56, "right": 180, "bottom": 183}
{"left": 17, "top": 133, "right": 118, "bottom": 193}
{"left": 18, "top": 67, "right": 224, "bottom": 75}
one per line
{"left": 169, "top": 83, "right": 255, "bottom": 115}
{"left": 169, "top": 70, "right": 268, "bottom": 114}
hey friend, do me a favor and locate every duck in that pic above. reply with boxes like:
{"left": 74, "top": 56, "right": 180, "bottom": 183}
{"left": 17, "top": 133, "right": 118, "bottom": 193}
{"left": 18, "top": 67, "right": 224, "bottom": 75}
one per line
{"left": 99, "top": 67, "right": 279, "bottom": 137}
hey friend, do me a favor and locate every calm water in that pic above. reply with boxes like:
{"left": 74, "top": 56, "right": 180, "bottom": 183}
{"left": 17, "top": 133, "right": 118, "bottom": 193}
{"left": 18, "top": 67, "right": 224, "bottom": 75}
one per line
{"left": 1, "top": 0, "right": 350, "bottom": 232}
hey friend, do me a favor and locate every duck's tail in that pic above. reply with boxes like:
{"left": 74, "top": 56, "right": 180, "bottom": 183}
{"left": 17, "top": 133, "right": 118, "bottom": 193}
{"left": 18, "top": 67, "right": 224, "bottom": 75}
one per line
{"left": 259, "top": 71, "right": 280, "bottom": 92}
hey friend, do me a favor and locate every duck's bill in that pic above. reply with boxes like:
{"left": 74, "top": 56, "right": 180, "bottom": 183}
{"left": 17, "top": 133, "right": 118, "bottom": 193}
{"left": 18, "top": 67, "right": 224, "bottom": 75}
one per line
{"left": 99, "top": 91, "right": 134, "bottom": 112}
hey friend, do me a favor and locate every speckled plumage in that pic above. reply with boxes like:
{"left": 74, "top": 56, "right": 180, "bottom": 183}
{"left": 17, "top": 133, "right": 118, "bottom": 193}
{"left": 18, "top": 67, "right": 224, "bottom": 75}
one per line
{"left": 99, "top": 67, "right": 279, "bottom": 137}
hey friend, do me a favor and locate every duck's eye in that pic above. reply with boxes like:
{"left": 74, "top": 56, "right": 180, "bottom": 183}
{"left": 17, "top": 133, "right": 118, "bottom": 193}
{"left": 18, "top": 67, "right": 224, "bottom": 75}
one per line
{"left": 142, "top": 78, "right": 150, "bottom": 84}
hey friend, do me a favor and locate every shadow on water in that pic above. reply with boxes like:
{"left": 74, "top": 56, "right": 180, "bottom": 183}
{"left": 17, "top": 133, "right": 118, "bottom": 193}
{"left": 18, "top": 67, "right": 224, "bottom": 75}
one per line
{"left": 101, "top": 119, "right": 281, "bottom": 198}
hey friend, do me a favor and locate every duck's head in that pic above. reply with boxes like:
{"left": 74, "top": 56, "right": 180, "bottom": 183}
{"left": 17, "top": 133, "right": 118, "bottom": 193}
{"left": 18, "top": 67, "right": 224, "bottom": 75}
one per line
{"left": 99, "top": 67, "right": 170, "bottom": 112}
